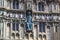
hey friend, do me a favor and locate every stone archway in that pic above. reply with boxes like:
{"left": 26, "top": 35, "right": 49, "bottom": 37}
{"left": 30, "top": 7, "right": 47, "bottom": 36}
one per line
{"left": 30, "top": 34, "right": 33, "bottom": 40}
{"left": 43, "top": 35, "right": 46, "bottom": 40}
{"left": 39, "top": 35, "right": 42, "bottom": 40}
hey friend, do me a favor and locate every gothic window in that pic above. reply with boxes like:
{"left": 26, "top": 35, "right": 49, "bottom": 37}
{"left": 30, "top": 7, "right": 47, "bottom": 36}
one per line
{"left": 12, "top": 20, "right": 15, "bottom": 31}
{"left": 0, "top": 0, "right": 4, "bottom": 7}
{"left": 12, "top": 20, "right": 19, "bottom": 31}
{"left": 13, "top": 0, "right": 19, "bottom": 9}
{"left": 39, "top": 22, "right": 45, "bottom": 32}
{"left": 16, "top": 21, "right": 19, "bottom": 31}
{"left": 38, "top": 2, "right": 44, "bottom": 11}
